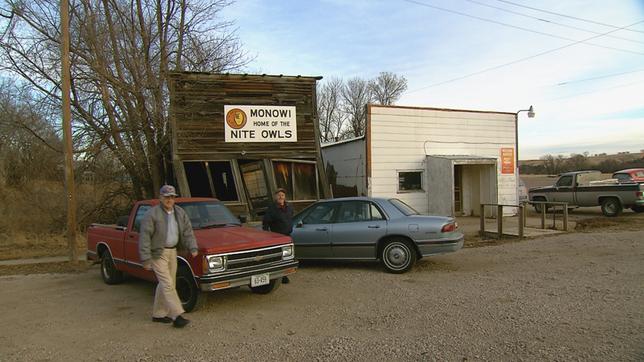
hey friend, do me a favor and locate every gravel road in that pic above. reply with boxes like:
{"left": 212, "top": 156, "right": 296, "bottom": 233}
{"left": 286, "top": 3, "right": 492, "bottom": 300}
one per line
{"left": 1, "top": 229, "right": 642, "bottom": 361}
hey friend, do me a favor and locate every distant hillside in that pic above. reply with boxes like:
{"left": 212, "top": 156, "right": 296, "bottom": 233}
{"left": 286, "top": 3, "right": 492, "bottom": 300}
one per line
{"left": 519, "top": 152, "right": 644, "bottom": 175}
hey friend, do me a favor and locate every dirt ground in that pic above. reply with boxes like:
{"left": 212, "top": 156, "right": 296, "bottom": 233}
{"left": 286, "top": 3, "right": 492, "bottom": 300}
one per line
{"left": 1, "top": 227, "right": 642, "bottom": 361}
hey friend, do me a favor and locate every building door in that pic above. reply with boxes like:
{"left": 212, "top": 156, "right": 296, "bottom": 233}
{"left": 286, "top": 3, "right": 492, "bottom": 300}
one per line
{"left": 454, "top": 165, "right": 463, "bottom": 214}
{"left": 239, "top": 160, "right": 271, "bottom": 216}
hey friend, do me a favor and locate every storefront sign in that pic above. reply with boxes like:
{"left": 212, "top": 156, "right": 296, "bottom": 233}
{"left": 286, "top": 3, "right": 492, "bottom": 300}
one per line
{"left": 500, "top": 147, "right": 515, "bottom": 174}
{"left": 224, "top": 105, "right": 297, "bottom": 142}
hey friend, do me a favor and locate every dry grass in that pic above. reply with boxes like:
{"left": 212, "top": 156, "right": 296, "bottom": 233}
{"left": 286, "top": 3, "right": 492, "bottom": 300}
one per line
{"left": 574, "top": 214, "right": 644, "bottom": 231}
{"left": 0, "top": 261, "right": 91, "bottom": 276}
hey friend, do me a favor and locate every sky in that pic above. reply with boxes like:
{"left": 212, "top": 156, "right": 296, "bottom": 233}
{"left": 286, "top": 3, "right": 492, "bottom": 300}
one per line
{"left": 221, "top": 0, "right": 644, "bottom": 160}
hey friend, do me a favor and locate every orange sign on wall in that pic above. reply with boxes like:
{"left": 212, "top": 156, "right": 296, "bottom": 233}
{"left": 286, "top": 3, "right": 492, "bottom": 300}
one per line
{"left": 501, "top": 148, "right": 515, "bottom": 174}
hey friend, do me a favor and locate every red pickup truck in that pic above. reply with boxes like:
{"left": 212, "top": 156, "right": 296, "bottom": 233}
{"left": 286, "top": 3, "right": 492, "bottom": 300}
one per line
{"left": 87, "top": 198, "right": 297, "bottom": 311}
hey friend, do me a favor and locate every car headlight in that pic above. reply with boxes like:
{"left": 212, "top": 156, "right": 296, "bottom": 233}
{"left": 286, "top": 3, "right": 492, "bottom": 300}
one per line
{"left": 206, "top": 255, "right": 226, "bottom": 272}
{"left": 282, "top": 245, "right": 294, "bottom": 259}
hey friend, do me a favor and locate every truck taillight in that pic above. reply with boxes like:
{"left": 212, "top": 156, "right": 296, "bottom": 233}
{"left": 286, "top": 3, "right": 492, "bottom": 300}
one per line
{"left": 441, "top": 222, "right": 457, "bottom": 233}
{"left": 637, "top": 191, "right": 643, "bottom": 199}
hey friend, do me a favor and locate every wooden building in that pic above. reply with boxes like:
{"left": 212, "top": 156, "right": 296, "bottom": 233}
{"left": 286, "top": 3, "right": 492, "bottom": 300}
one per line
{"left": 168, "top": 72, "right": 330, "bottom": 219}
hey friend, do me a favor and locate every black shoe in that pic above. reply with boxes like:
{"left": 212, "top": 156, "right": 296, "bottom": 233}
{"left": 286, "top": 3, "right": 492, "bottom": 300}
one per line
{"left": 282, "top": 276, "right": 290, "bottom": 284}
{"left": 173, "top": 315, "right": 190, "bottom": 328}
{"left": 152, "top": 317, "right": 172, "bottom": 324}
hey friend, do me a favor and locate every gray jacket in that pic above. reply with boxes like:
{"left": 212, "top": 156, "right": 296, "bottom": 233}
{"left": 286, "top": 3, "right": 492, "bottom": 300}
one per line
{"left": 138, "top": 204, "right": 198, "bottom": 262}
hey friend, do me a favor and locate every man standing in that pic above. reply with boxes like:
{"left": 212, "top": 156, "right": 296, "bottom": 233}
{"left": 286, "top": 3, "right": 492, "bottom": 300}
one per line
{"left": 262, "top": 188, "right": 293, "bottom": 284}
{"left": 139, "top": 185, "right": 198, "bottom": 328}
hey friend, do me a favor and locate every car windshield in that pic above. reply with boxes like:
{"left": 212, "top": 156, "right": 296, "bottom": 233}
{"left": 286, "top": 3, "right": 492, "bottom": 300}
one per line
{"left": 177, "top": 201, "right": 240, "bottom": 229}
{"left": 389, "top": 198, "right": 419, "bottom": 216}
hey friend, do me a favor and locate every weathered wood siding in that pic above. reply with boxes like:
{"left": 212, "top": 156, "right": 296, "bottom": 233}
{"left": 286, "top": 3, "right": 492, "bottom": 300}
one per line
{"left": 169, "top": 73, "right": 320, "bottom": 160}
{"left": 368, "top": 105, "right": 518, "bottom": 214}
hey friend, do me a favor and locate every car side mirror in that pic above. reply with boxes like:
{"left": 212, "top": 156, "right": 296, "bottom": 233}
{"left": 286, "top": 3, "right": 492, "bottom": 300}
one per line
{"left": 238, "top": 215, "right": 248, "bottom": 224}
{"left": 116, "top": 215, "right": 129, "bottom": 228}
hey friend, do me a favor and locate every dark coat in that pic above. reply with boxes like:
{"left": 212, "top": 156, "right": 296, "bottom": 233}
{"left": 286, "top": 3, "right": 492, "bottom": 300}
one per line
{"left": 262, "top": 202, "right": 294, "bottom": 236}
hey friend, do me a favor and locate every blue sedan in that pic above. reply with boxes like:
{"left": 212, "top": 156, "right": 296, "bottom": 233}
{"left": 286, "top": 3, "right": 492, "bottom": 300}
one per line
{"left": 291, "top": 197, "right": 464, "bottom": 273}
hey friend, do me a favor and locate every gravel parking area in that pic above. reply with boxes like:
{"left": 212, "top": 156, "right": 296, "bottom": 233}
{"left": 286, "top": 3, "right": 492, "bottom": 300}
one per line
{"left": 0, "top": 229, "right": 642, "bottom": 361}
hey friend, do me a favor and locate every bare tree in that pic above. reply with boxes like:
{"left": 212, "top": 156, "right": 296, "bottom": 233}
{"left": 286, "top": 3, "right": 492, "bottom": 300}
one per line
{"left": 317, "top": 77, "right": 346, "bottom": 143}
{"left": 541, "top": 154, "right": 566, "bottom": 175}
{"left": 342, "top": 77, "right": 371, "bottom": 138}
{"left": 0, "top": 0, "right": 249, "bottom": 199}
{"left": 369, "top": 72, "right": 407, "bottom": 105}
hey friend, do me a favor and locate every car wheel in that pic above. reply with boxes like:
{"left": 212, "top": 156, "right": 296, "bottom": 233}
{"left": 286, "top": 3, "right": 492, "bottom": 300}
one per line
{"left": 380, "top": 238, "right": 417, "bottom": 274}
{"left": 250, "top": 278, "right": 281, "bottom": 294}
{"left": 632, "top": 206, "right": 644, "bottom": 213}
{"left": 533, "top": 198, "right": 548, "bottom": 213}
{"left": 176, "top": 265, "right": 200, "bottom": 312}
{"left": 601, "top": 198, "right": 622, "bottom": 217}
{"left": 100, "top": 251, "right": 124, "bottom": 285}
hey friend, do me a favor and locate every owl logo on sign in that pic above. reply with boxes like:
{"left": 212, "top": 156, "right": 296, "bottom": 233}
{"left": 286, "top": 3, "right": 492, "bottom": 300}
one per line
{"left": 226, "top": 108, "right": 247, "bottom": 129}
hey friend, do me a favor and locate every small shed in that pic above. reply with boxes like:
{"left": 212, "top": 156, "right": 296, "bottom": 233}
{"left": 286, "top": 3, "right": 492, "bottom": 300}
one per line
{"left": 322, "top": 104, "right": 519, "bottom": 217}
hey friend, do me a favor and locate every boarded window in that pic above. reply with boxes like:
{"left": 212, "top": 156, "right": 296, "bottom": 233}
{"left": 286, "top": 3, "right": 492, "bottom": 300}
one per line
{"left": 398, "top": 171, "right": 423, "bottom": 192}
{"left": 184, "top": 161, "right": 239, "bottom": 201}
{"left": 273, "top": 161, "right": 318, "bottom": 201}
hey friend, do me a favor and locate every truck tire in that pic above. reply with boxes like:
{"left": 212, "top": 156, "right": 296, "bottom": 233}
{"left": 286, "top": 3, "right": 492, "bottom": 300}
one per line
{"left": 601, "top": 198, "right": 622, "bottom": 217}
{"left": 380, "top": 238, "right": 417, "bottom": 274}
{"left": 100, "top": 251, "right": 124, "bottom": 285}
{"left": 533, "top": 197, "right": 548, "bottom": 213}
{"left": 176, "top": 265, "right": 200, "bottom": 312}
{"left": 250, "top": 278, "right": 281, "bottom": 294}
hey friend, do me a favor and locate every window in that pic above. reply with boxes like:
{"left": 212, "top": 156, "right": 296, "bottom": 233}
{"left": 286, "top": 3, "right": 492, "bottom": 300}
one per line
{"left": 371, "top": 203, "right": 385, "bottom": 220}
{"left": 273, "top": 160, "right": 318, "bottom": 201}
{"left": 302, "top": 203, "right": 336, "bottom": 224}
{"left": 184, "top": 161, "right": 239, "bottom": 201}
{"left": 179, "top": 201, "right": 239, "bottom": 228}
{"left": 557, "top": 175, "right": 573, "bottom": 187}
{"left": 614, "top": 173, "right": 631, "bottom": 182}
{"left": 389, "top": 198, "right": 419, "bottom": 216}
{"left": 398, "top": 171, "right": 423, "bottom": 192}
{"left": 132, "top": 205, "right": 151, "bottom": 233}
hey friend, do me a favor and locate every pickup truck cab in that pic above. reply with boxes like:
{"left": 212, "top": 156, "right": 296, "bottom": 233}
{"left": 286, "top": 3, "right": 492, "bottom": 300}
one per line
{"left": 87, "top": 198, "right": 298, "bottom": 311}
{"left": 529, "top": 171, "right": 644, "bottom": 216}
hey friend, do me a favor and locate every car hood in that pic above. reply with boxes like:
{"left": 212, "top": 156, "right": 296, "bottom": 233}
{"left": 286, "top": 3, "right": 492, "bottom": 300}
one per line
{"left": 194, "top": 226, "right": 291, "bottom": 254}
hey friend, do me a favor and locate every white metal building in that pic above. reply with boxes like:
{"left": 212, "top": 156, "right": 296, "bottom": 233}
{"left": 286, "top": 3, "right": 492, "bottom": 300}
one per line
{"left": 321, "top": 105, "right": 519, "bottom": 217}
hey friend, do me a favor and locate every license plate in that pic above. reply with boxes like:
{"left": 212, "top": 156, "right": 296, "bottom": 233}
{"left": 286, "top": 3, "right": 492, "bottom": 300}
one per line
{"left": 250, "top": 273, "right": 270, "bottom": 287}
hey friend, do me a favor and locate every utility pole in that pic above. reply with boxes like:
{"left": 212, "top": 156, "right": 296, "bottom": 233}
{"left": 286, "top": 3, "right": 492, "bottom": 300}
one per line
{"left": 61, "top": 0, "right": 77, "bottom": 262}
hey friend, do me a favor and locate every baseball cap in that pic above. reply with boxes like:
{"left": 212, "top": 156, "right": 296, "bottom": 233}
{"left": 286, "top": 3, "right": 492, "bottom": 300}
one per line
{"left": 159, "top": 185, "right": 178, "bottom": 197}
{"left": 275, "top": 188, "right": 287, "bottom": 195}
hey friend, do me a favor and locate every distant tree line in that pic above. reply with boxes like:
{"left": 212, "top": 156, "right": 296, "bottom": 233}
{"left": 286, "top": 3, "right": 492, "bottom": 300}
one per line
{"left": 317, "top": 72, "right": 408, "bottom": 143}
{"left": 520, "top": 152, "right": 644, "bottom": 175}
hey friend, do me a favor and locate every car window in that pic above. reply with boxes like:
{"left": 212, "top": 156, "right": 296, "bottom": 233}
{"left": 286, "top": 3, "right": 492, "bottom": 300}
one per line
{"left": 302, "top": 203, "right": 336, "bottom": 224}
{"left": 389, "top": 198, "right": 419, "bottom": 216}
{"left": 557, "top": 175, "right": 573, "bottom": 187}
{"left": 337, "top": 201, "right": 371, "bottom": 223}
{"left": 634, "top": 171, "right": 644, "bottom": 178}
{"left": 132, "top": 204, "right": 151, "bottom": 233}
{"left": 613, "top": 173, "right": 631, "bottom": 182}
{"left": 370, "top": 203, "right": 385, "bottom": 220}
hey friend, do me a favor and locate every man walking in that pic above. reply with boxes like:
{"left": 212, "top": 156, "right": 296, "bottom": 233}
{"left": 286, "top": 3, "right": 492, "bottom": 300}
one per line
{"left": 262, "top": 188, "right": 293, "bottom": 284}
{"left": 139, "top": 185, "right": 198, "bottom": 328}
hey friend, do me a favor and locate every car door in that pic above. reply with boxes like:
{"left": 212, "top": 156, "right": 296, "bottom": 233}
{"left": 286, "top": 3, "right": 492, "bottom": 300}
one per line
{"left": 123, "top": 204, "right": 155, "bottom": 281}
{"left": 552, "top": 175, "right": 575, "bottom": 205}
{"left": 330, "top": 201, "right": 387, "bottom": 259}
{"left": 291, "top": 202, "right": 337, "bottom": 259}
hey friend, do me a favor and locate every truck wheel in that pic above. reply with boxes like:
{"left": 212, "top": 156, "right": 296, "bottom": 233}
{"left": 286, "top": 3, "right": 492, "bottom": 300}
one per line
{"left": 380, "top": 238, "right": 417, "bottom": 274}
{"left": 100, "top": 251, "right": 124, "bottom": 285}
{"left": 601, "top": 198, "right": 622, "bottom": 217}
{"left": 250, "top": 279, "right": 281, "bottom": 294}
{"left": 176, "top": 266, "right": 200, "bottom": 312}
{"left": 533, "top": 198, "right": 548, "bottom": 213}
{"left": 632, "top": 206, "right": 644, "bottom": 213}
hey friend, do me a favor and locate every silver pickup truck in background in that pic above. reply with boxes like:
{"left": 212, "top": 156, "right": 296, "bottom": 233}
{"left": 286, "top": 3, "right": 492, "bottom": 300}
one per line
{"left": 528, "top": 170, "right": 644, "bottom": 216}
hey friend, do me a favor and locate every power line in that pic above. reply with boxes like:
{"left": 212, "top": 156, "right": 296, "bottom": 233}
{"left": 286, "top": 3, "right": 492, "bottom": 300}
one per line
{"left": 556, "top": 69, "right": 644, "bottom": 86}
{"left": 401, "top": 0, "right": 644, "bottom": 56}
{"left": 406, "top": 19, "right": 644, "bottom": 93}
{"left": 547, "top": 79, "right": 644, "bottom": 101}
{"left": 465, "top": 0, "right": 644, "bottom": 45}
{"left": 496, "top": 0, "right": 644, "bottom": 34}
